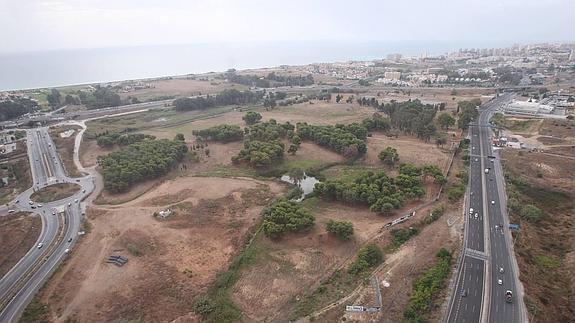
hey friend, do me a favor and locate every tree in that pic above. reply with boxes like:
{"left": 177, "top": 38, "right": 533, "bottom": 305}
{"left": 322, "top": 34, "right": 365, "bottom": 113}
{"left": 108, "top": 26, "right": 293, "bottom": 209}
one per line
{"left": 64, "top": 94, "right": 80, "bottom": 105}
{"left": 174, "top": 133, "right": 185, "bottom": 141}
{"left": 435, "top": 135, "right": 447, "bottom": 147}
{"left": 437, "top": 113, "right": 455, "bottom": 130}
{"left": 288, "top": 144, "right": 299, "bottom": 155}
{"left": 348, "top": 244, "right": 383, "bottom": 275}
{"left": 326, "top": 220, "right": 354, "bottom": 240}
{"left": 335, "top": 94, "right": 343, "bottom": 103}
{"left": 243, "top": 111, "right": 262, "bottom": 125}
{"left": 379, "top": 147, "right": 399, "bottom": 166}
{"left": 457, "top": 99, "right": 481, "bottom": 129}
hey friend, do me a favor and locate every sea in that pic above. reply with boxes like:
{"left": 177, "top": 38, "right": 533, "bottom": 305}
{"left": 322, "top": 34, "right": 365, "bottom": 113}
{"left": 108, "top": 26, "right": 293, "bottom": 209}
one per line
{"left": 0, "top": 41, "right": 513, "bottom": 91}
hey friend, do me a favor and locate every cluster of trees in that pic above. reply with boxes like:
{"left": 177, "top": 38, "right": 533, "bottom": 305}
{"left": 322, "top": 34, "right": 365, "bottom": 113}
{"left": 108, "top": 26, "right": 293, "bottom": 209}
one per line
{"left": 245, "top": 119, "right": 293, "bottom": 141}
{"left": 242, "top": 111, "right": 262, "bottom": 125}
{"left": 403, "top": 248, "right": 452, "bottom": 322}
{"left": 99, "top": 139, "right": 188, "bottom": 193}
{"left": 288, "top": 134, "right": 301, "bottom": 155}
{"left": 296, "top": 122, "right": 367, "bottom": 158}
{"left": 192, "top": 124, "right": 244, "bottom": 143}
{"left": 232, "top": 140, "right": 284, "bottom": 168}
{"left": 265, "top": 72, "right": 314, "bottom": 87}
{"left": 0, "top": 97, "right": 39, "bottom": 121}
{"left": 361, "top": 113, "right": 391, "bottom": 132}
{"left": 348, "top": 244, "right": 383, "bottom": 275}
{"left": 224, "top": 70, "right": 314, "bottom": 88}
{"left": 46, "top": 89, "right": 62, "bottom": 108}
{"left": 231, "top": 120, "right": 297, "bottom": 167}
{"left": 314, "top": 166, "right": 428, "bottom": 215}
{"left": 325, "top": 220, "right": 354, "bottom": 240}
{"left": 387, "top": 100, "right": 438, "bottom": 142}
{"left": 457, "top": 99, "right": 481, "bottom": 129}
{"left": 174, "top": 89, "right": 263, "bottom": 111}
{"left": 79, "top": 86, "right": 122, "bottom": 109}
{"left": 261, "top": 200, "right": 315, "bottom": 238}
{"left": 95, "top": 132, "right": 156, "bottom": 148}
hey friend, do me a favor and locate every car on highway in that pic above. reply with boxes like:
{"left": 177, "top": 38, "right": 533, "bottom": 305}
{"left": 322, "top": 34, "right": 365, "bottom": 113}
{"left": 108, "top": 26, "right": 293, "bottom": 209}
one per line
{"left": 68, "top": 202, "right": 71, "bottom": 206}
{"left": 82, "top": 189, "right": 86, "bottom": 193}
{"left": 461, "top": 289, "right": 467, "bottom": 297}
{"left": 498, "top": 279, "right": 503, "bottom": 285}
{"left": 74, "top": 199, "right": 78, "bottom": 203}
{"left": 37, "top": 243, "right": 43, "bottom": 249}
{"left": 64, "top": 248, "right": 70, "bottom": 253}
{"left": 38, "top": 204, "right": 43, "bottom": 207}
{"left": 500, "top": 267, "right": 505, "bottom": 273}
{"left": 28, "top": 200, "right": 34, "bottom": 205}
{"left": 474, "top": 212, "right": 479, "bottom": 219}
{"left": 491, "top": 200, "right": 495, "bottom": 205}
{"left": 68, "top": 238, "right": 73, "bottom": 243}
{"left": 31, "top": 206, "right": 36, "bottom": 209}
{"left": 8, "top": 209, "right": 15, "bottom": 213}
{"left": 469, "top": 208, "right": 474, "bottom": 214}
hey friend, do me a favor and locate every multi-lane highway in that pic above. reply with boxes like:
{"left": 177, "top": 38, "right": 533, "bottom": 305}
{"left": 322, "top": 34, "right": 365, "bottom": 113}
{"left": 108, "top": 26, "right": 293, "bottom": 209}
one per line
{"left": 446, "top": 93, "right": 526, "bottom": 323}
{"left": 0, "top": 127, "right": 94, "bottom": 322}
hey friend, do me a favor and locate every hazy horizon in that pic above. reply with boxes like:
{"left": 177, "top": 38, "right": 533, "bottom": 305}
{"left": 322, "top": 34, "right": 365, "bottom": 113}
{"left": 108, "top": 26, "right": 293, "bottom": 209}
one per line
{"left": 1, "top": 0, "right": 574, "bottom": 54}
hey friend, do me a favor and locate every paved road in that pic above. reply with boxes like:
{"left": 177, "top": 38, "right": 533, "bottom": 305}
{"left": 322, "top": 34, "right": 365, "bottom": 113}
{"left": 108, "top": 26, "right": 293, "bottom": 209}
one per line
{"left": 446, "top": 92, "right": 525, "bottom": 323}
{"left": 0, "top": 127, "right": 94, "bottom": 322}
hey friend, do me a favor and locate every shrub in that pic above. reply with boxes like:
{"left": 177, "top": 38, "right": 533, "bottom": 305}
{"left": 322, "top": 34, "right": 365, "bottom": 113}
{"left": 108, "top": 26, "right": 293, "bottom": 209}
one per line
{"left": 348, "top": 244, "right": 383, "bottom": 275}
{"left": 520, "top": 204, "right": 544, "bottom": 223}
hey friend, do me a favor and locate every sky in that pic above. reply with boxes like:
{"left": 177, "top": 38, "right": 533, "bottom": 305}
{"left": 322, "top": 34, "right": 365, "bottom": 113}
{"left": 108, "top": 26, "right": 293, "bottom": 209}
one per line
{"left": 0, "top": 0, "right": 574, "bottom": 53}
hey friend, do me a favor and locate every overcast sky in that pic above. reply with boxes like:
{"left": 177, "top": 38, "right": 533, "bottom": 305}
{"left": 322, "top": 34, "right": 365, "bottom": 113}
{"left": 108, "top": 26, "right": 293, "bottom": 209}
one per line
{"left": 1, "top": 0, "right": 573, "bottom": 53}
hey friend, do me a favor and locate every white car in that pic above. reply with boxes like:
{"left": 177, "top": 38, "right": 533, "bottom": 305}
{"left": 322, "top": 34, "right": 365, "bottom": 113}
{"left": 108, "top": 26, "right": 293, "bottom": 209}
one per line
{"left": 491, "top": 200, "right": 495, "bottom": 205}
{"left": 8, "top": 209, "right": 15, "bottom": 213}
{"left": 474, "top": 213, "right": 479, "bottom": 219}
{"left": 37, "top": 204, "right": 43, "bottom": 208}
{"left": 499, "top": 267, "right": 505, "bottom": 273}
{"left": 37, "top": 243, "right": 44, "bottom": 249}
{"left": 74, "top": 199, "right": 79, "bottom": 203}
{"left": 497, "top": 279, "right": 503, "bottom": 285}
{"left": 64, "top": 248, "right": 70, "bottom": 253}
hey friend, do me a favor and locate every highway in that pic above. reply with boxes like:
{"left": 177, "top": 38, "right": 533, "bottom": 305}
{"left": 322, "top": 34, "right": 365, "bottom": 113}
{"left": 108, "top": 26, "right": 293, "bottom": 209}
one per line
{"left": 446, "top": 92, "right": 526, "bottom": 323}
{"left": 0, "top": 127, "right": 94, "bottom": 322}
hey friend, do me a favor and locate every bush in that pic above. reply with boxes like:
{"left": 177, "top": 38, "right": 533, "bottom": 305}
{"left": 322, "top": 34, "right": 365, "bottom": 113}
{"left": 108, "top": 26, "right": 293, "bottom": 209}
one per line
{"left": 348, "top": 244, "right": 383, "bottom": 275}
{"left": 520, "top": 204, "right": 544, "bottom": 223}
{"left": 262, "top": 200, "right": 315, "bottom": 238}
{"left": 325, "top": 220, "right": 354, "bottom": 240}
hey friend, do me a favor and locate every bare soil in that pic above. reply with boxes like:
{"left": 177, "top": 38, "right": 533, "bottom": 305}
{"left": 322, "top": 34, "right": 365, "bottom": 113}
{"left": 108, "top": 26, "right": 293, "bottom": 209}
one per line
{"left": 80, "top": 139, "right": 118, "bottom": 168}
{"left": 37, "top": 176, "right": 285, "bottom": 322}
{"left": 365, "top": 133, "right": 452, "bottom": 169}
{"left": 0, "top": 212, "right": 41, "bottom": 277}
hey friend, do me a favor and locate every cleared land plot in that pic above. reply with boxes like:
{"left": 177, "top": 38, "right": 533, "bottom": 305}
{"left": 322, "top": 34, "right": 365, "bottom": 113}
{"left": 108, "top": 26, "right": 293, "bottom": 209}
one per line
{"left": 30, "top": 183, "right": 80, "bottom": 203}
{"left": 0, "top": 212, "right": 40, "bottom": 277}
{"left": 539, "top": 119, "right": 575, "bottom": 138}
{"left": 35, "top": 176, "right": 285, "bottom": 322}
{"left": 365, "top": 133, "right": 452, "bottom": 169}
{"left": 118, "top": 78, "right": 247, "bottom": 101}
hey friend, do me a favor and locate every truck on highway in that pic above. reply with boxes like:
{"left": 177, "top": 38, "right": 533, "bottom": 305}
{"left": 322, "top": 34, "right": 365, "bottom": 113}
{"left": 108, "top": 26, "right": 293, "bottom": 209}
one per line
{"left": 505, "top": 290, "right": 513, "bottom": 303}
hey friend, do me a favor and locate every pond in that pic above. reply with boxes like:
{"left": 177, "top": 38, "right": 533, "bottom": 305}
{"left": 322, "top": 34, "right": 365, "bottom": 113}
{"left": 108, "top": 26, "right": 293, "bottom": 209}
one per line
{"left": 280, "top": 172, "right": 320, "bottom": 202}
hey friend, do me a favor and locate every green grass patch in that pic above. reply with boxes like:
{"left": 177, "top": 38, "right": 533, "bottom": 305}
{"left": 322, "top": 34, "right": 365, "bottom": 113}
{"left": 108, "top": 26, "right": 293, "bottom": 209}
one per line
{"left": 534, "top": 254, "right": 561, "bottom": 269}
{"left": 30, "top": 183, "right": 80, "bottom": 203}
